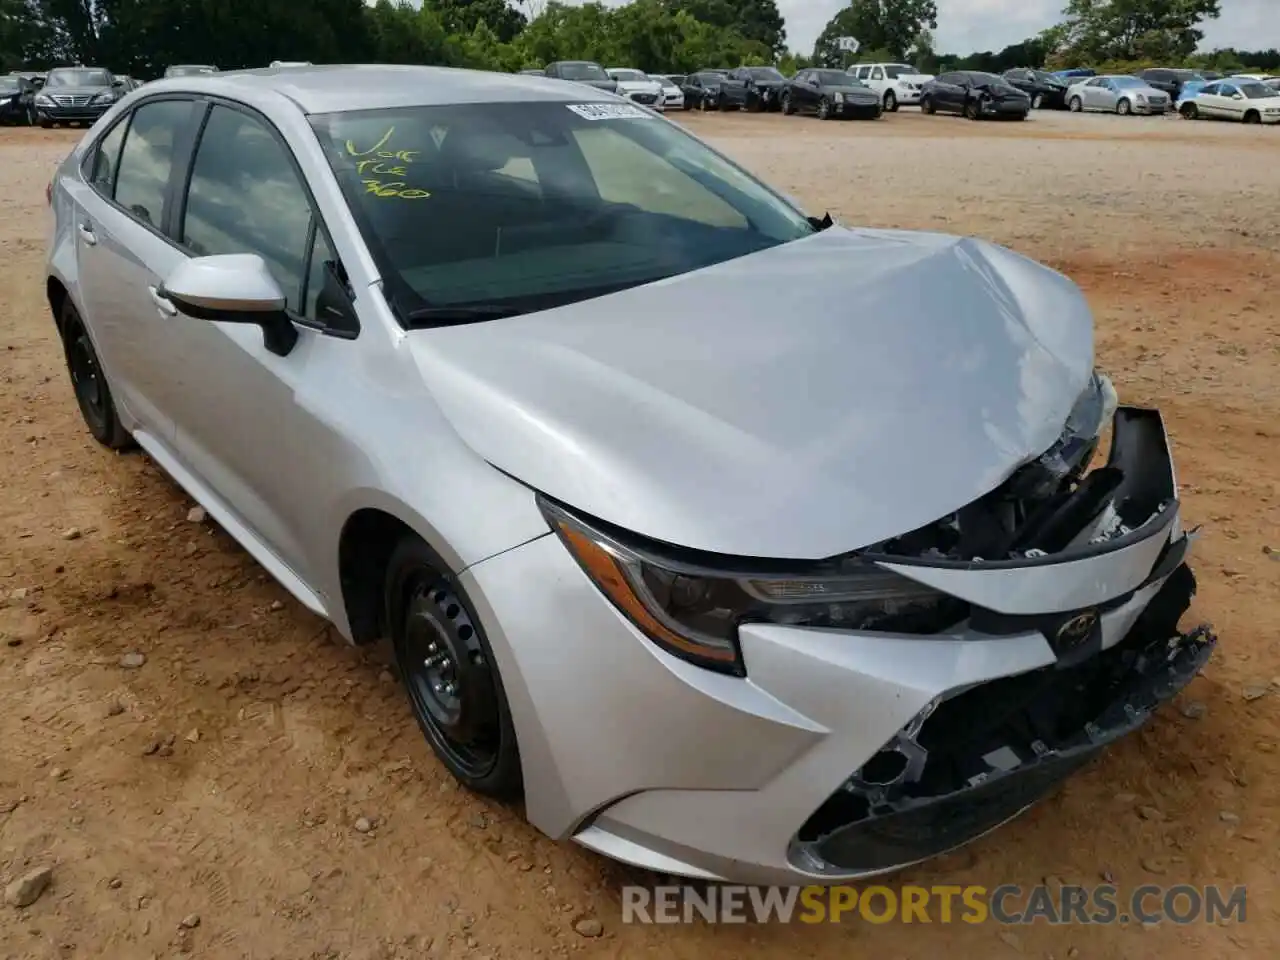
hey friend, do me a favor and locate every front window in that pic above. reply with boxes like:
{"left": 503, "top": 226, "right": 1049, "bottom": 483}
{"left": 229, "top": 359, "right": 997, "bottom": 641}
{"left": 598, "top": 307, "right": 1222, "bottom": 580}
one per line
{"left": 883, "top": 65, "right": 913, "bottom": 79}
{"left": 559, "top": 63, "right": 607, "bottom": 81}
{"left": 746, "top": 68, "right": 784, "bottom": 82}
{"left": 46, "top": 69, "right": 112, "bottom": 88}
{"left": 310, "top": 102, "right": 814, "bottom": 321}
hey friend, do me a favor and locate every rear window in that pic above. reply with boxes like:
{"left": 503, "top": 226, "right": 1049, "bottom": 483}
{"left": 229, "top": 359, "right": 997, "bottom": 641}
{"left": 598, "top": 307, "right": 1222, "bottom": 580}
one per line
{"left": 310, "top": 101, "right": 813, "bottom": 320}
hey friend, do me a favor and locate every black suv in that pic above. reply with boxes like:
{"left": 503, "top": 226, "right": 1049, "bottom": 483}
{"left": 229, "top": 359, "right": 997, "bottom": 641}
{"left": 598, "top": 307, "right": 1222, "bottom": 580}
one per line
{"left": 1002, "top": 68, "right": 1069, "bottom": 109}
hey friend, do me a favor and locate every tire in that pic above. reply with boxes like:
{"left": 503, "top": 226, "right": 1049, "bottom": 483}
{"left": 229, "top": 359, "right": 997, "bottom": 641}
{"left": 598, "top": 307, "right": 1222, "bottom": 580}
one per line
{"left": 747, "top": 94, "right": 763, "bottom": 113}
{"left": 920, "top": 95, "right": 935, "bottom": 115}
{"left": 964, "top": 100, "right": 981, "bottom": 120}
{"left": 817, "top": 97, "right": 831, "bottom": 121}
{"left": 1032, "top": 93, "right": 1044, "bottom": 109}
{"left": 1069, "top": 96, "right": 1082, "bottom": 112}
{"left": 59, "top": 300, "right": 132, "bottom": 450}
{"left": 884, "top": 89, "right": 898, "bottom": 112}
{"left": 697, "top": 95, "right": 709, "bottom": 112}
{"left": 1180, "top": 102, "right": 1198, "bottom": 120}
{"left": 1117, "top": 98, "right": 1131, "bottom": 116}
{"left": 1244, "top": 110, "right": 1261, "bottom": 125}
{"left": 386, "top": 536, "right": 522, "bottom": 798}
{"left": 781, "top": 93, "right": 794, "bottom": 115}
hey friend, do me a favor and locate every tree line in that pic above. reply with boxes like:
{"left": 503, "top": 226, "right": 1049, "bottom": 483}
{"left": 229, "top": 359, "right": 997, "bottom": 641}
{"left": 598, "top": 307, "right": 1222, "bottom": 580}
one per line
{"left": 2, "top": 0, "right": 1277, "bottom": 80}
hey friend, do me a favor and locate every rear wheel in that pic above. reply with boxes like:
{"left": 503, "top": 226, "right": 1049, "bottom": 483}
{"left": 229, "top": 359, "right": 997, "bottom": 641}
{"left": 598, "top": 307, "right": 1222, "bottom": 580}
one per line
{"left": 1180, "top": 102, "right": 1199, "bottom": 120}
{"left": 781, "top": 92, "right": 794, "bottom": 115}
{"left": 921, "top": 95, "right": 935, "bottom": 115}
{"left": 40, "top": 119, "right": 52, "bottom": 128}
{"left": 884, "top": 89, "right": 898, "bottom": 112}
{"left": 386, "top": 537, "right": 522, "bottom": 798}
{"left": 59, "top": 301, "right": 132, "bottom": 450}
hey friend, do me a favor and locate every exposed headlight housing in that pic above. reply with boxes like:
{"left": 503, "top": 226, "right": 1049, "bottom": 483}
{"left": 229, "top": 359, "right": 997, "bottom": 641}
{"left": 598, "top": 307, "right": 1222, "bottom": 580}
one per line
{"left": 541, "top": 500, "right": 963, "bottom": 677}
{"left": 35, "top": 94, "right": 53, "bottom": 106}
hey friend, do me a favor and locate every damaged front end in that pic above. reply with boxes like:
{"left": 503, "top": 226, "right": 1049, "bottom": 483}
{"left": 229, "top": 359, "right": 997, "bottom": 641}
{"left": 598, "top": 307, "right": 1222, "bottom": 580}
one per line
{"left": 788, "top": 395, "right": 1217, "bottom": 876}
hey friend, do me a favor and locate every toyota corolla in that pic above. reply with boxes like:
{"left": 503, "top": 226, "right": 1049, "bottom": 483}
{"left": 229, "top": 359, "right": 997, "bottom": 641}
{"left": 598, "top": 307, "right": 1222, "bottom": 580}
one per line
{"left": 45, "top": 64, "right": 1213, "bottom": 885}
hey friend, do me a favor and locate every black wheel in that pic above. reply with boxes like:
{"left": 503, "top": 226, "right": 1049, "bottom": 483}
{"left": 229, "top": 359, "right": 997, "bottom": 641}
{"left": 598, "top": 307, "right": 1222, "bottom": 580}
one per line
{"left": 386, "top": 537, "right": 522, "bottom": 798}
{"left": 717, "top": 93, "right": 728, "bottom": 111}
{"left": 781, "top": 92, "right": 794, "bottom": 115}
{"left": 1117, "top": 98, "right": 1131, "bottom": 116}
{"left": 884, "top": 89, "right": 898, "bottom": 112}
{"left": 1244, "top": 110, "right": 1261, "bottom": 125}
{"left": 817, "top": 96, "right": 831, "bottom": 120}
{"left": 1180, "top": 102, "right": 1198, "bottom": 120}
{"left": 59, "top": 301, "right": 132, "bottom": 449}
{"left": 921, "top": 95, "right": 935, "bottom": 115}
{"left": 747, "top": 94, "right": 763, "bottom": 113}
{"left": 1069, "top": 96, "right": 1082, "bottom": 113}
{"left": 965, "top": 99, "right": 981, "bottom": 120}
{"left": 40, "top": 119, "right": 52, "bottom": 128}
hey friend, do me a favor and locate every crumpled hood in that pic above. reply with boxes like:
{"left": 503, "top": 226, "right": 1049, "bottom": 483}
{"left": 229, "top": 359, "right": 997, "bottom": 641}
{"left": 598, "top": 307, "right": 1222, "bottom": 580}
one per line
{"left": 409, "top": 227, "right": 1095, "bottom": 559}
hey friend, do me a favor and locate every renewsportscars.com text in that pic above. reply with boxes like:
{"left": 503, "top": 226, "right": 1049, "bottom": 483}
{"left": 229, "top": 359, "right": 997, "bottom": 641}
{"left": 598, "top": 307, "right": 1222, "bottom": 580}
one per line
{"left": 622, "top": 883, "right": 1248, "bottom": 925}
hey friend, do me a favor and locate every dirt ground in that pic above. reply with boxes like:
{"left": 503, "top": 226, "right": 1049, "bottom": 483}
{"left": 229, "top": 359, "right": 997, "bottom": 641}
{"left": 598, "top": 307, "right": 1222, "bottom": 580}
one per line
{"left": 1, "top": 109, "right": 1278, "bottom": 959}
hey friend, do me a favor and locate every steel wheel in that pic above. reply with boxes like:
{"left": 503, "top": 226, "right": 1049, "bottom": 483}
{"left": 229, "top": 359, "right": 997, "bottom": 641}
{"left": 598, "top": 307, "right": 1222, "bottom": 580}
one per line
{"left": 1069, "top": 96, "right": 1082, "bottom": 112}
{"left": 884, "top": 90, "right": 897, "bottom": 112}
{"left": 387, "top": 539, "right": 522, "bottom": 797}
{"left": 1117, "top": 98, "right": 1131, "bottom": 116}
{"left": 817, "top": 97, "right": 831, "bottom": 120}
{"left": 59, "top": 302, "right": 132, "bottom": 449}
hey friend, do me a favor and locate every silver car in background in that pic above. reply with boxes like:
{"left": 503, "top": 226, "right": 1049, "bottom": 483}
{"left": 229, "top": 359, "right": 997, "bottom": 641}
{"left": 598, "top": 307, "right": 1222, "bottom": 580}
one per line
{"left": 1067, "top": 75, "right": 1171, "bottom": 115}
{"left": 45, "top": 65, "right": 1213, "bottom": 885}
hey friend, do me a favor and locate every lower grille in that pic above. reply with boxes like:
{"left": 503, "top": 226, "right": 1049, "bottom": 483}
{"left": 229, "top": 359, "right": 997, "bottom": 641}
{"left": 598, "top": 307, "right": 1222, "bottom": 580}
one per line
{"left": 631, "top": 93, "right": 657, "bottom": 104}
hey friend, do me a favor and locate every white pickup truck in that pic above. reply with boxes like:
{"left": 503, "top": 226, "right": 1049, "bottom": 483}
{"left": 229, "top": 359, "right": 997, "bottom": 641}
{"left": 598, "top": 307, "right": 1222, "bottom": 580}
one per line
{"left": 847, "top": 62, "right": 935, "bottom": 111}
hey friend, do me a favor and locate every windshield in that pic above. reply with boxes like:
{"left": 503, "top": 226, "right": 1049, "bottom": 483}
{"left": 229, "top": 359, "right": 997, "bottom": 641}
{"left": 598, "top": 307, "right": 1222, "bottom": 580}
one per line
{"left": 813, "top": 70, "right": 856, "bottom": 86}
{"left": 1112, "top": 77, "right": 1145, "bottom": 88}
{"left": 0, "top": 78, "right": 21, "bottom": 94}
{"left": 747, "top": 68, "right": 784, "bottom": 81}
{"left": 1238, "top": 82, "right": 1275, "bottom": 98}
{"left": 46, "top": 69, "right": 111, "bottom": 88}
{"left": 883, "top": 65, "right": 914, "bottom": 79}
{"left": 610, "top": 70, "right": 647, "bottom": 82}
{"left": 310, "top": 102, "right": 814, "bottom": 320}
{"left": 560, "top": 63, "right": 607, "bottom": 81}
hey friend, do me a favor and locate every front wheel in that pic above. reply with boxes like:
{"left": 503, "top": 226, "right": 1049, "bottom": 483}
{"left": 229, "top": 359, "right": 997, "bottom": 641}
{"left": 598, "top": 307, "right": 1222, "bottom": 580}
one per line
{"left": 1180, "top": 102, "right": 1198, "bottom": 120}
{"left": 884, "top": 89, "right": 898, "bottom": 112}
{"left": 386, "top": 537, "right": 523, "bottom": 798}
{"left": 59, "top": 301, "right": 133, "bottom": 450}
{"left": 781, "top": 93, "right": 794, "bottom": 115}
{"left": 964, "top": 99, "right": 981, "bottom": 120}
{"left": 817, "top": 97, "right": 832, "bottom": 120}
{"left": 1069, "top": 96, "right": 1083, "bottom": 112}
{"left": 920, "top": 95, "right": 935, "bottom": 115}
{"left": 1243, "top": 110, "right": 1261, "bottom": 125}
{"left": 1031, "top": 93, "right": 1044, "bottom": 109}
{"left": 1117, "top": 98, "right": 1131, "bottom": 116}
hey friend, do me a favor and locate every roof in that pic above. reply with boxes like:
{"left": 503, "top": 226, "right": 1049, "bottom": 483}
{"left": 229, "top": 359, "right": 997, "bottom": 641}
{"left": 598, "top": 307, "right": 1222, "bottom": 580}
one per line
{"left": 137, "top": 64, "right": 618, "bottom": 114}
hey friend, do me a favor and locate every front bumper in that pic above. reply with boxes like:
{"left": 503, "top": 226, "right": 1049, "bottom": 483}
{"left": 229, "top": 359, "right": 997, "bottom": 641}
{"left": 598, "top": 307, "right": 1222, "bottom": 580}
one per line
{"left": 834, "top": 100, "right": 882, "bottom": 118}
{"left": 36, "top": 103, "right": 112, "bottom": 123}
{"left": 624, "top": 91, "right": 661, "bottom": 107}
{"left": 464, "top": 406, "right": 1212, "bottom": 884}
{"left": 893, "top": 86, "right": 924, "bottom": 105}
{"left": 1134, "top": 100, "right": 1170, "bottom": 114}
{"left": 661, "top": 93, "right": 684, "bottom": 110}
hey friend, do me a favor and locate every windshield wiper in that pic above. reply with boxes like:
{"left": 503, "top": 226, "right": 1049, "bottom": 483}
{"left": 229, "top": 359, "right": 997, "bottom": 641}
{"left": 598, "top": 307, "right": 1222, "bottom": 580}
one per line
{"left": 401, "top": 304, "right": 526, "bottom": 328}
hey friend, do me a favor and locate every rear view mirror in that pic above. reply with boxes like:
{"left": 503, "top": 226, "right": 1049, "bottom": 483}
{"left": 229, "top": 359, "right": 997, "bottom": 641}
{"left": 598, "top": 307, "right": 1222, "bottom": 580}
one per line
{"left": 159, "top": 254, "right": 298, "bottom": 356}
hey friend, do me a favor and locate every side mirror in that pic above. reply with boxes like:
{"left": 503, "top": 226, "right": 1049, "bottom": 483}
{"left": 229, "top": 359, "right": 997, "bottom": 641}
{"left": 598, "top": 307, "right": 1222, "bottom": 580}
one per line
{"left": 112, "top": 78, "right": 124, "bottom": 89}
{"left": 159, "top": 254, "right": 298, "bottom": 357}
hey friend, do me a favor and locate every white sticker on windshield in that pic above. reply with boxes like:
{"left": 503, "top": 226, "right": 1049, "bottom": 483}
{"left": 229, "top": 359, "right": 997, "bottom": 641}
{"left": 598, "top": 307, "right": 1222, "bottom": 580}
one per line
{"left": 566, "top": 103, "right": 655, "bottom": 121}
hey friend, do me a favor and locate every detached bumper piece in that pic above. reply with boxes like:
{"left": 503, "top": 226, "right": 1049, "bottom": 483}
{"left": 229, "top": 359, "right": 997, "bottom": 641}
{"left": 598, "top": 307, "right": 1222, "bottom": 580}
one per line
{"left": 790, "top": 567, "right": 1215, "bottom": 874}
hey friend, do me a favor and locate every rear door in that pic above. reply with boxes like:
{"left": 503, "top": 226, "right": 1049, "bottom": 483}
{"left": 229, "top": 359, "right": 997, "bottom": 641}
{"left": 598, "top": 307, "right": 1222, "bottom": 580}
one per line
{"left": 70, "top": 97, "right": 202, "bottom": 442}
{"left": 1216, "top": 82, "right": 1246, "bottom": 120}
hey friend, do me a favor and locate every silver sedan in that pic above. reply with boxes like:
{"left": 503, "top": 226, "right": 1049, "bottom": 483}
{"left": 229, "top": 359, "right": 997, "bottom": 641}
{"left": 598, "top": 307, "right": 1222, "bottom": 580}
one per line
{"left": 45, "top": 64, "right": 1213, "bottom": 885}
{"left": 1067, "top": 75, "right": 1171, "bottom": 115}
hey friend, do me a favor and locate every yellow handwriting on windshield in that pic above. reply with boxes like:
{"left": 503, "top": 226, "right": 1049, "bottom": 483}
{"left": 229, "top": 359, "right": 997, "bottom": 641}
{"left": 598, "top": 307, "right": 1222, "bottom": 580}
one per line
{"left": 345, "top": 128, "right": 428, "bottom": 199}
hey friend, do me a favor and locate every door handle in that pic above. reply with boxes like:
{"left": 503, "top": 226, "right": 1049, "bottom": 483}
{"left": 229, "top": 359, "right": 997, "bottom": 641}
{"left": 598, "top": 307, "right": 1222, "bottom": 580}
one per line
{"left": 77, "top": 223, "right": 97, "bottom": 246}
{"left": 148, "top": 285, "right": 178, "bottom": 317}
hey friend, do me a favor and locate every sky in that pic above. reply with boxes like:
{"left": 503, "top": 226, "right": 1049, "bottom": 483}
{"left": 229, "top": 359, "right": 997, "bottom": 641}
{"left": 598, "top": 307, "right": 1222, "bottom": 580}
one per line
{"left": 778, "top": 0, "right": 1280, "bottom": 57}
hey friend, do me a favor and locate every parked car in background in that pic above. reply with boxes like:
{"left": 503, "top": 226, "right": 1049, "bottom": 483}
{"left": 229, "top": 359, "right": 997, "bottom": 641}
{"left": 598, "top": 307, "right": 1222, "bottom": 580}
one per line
{"left": 782, "top": 69, "right": 881, "bottom": 120}
{"left": 688, "top": 69, "right": 745, "bottom": 111}
{"left": 1136, "top": 68, "right": 1207, "bottom": 102}
{"left": 920, "top": 71, "right": 1030, "bottom": 120}
{"left": 1002, "top": 68, "right": 1069, "bottom": 109}
{"left": 544, "top": 61, "right": 618, "bottom": 94}
{"left": 605, "top": 68, "right": 664, "bottom": 108}
{"left": 34, "top": 66, "right": 122, "bottom": 127}
{"left": 1178, "top": 79, "right": 1280, "bottom": 124}
{"left": 652, "top": 74, "right": 686, "bottom": 110}
{"left": 726, "top": 65, "right": 788, "bottom": 112}
{"left": 270, "top": 61, "right": 313, "bottom": 68}
{"left": 164, "top": 64, "right": 218, "bottom": 78}
{"left": 0, "top": 73, "right": 38, "bottom": 126}
{"left": 115, "top": 76, "right": 142, "bottom": 93}
{"left": 1174, "top": 78, "right": 1210, "bottom": 107}
{"left": 1066, "top": 75, "right": 1170, "bottom": 115}
{"left": 847, "top": 62, "right": 933, "bottom": 111}
{"left": 1052, "top": 68, "right": 1096, "bottom": 82}
{"left": 46, "top": 63, "right": 1212, "bottom": 887}
{"left": 1267, "top": 78, "right": 1280, "bottom": 93}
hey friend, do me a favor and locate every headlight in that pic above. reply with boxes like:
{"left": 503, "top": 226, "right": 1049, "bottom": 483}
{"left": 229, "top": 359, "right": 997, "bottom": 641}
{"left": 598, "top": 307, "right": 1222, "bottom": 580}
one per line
{"left": 833, "top": 92, "right": 844, "bottom": 103}
{"left": 542, "top": 500, "right": 960, "bottom": 676}
{"left": 35, "top": 94, "right": 53, "bottom": 106}
{"left": 91, "top": 91, "right": 116, "bottom": 103}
